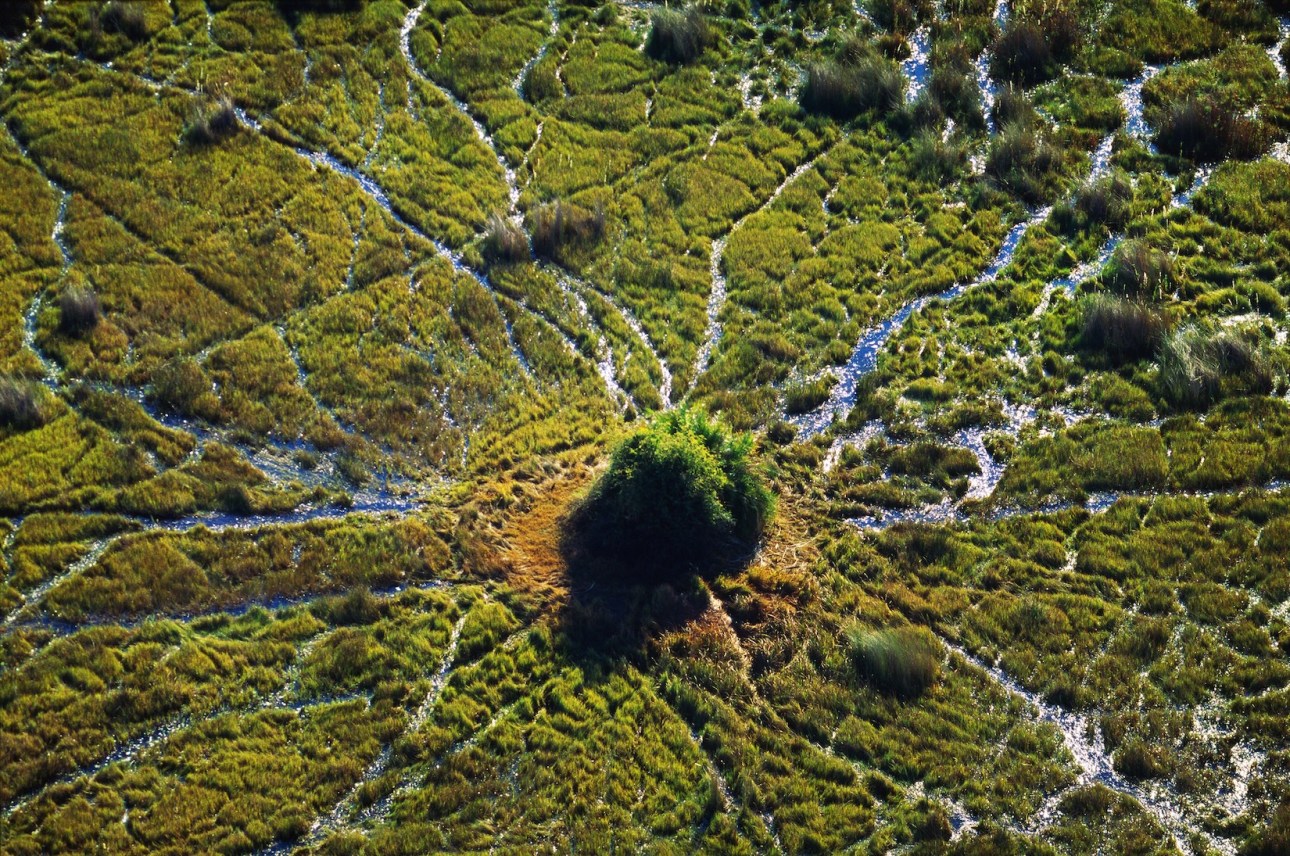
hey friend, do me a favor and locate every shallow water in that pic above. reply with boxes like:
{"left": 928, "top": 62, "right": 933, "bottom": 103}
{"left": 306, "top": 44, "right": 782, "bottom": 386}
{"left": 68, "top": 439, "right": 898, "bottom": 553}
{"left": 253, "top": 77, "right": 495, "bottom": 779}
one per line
{"left": 901, "top": 27, "right": 932, "bottom": 104}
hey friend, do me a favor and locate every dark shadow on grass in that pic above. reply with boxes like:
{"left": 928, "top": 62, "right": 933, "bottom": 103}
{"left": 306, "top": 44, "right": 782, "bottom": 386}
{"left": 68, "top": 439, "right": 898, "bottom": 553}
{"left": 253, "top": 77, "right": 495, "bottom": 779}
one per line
{"left": 553, "top": 504, "right": 759, "bottom": 663}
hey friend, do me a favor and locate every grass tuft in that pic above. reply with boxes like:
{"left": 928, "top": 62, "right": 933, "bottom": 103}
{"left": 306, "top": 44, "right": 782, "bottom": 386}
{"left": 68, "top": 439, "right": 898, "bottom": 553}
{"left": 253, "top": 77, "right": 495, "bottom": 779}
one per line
{"left": 1154, "top": 97, "right": 1268, "bottom": 161}
{"left": 990, "top": 3, "right": 1079, "bottom": 86}
{"left": 800, "top": 58, "right": 903, "bottom": 119}
{"left": 1102, "top": 240, "right": 1173, "bottom": 298}
{"left": 1158, "top": 324, "right": 1277, "bottom": 408}
{"left": 848, "top": 626, "right": 942, "bottom": 699}
{"left": 58, "top": 287, "right": 102, "bottom": 338}
{"left": 184, "top": 96, "right": 240, "bottom": 147}
{"left": 0, "top": 377, "right": 46, "bottom": 431}
{"left": 1080, "top": 294, "right": 1170, "bottom": 364}
{"left": 481, "top": 213, "right": 530, "bottom": 266}
{"left": 93, "top": 1, "right": 147, "bottom": 42}
{"left": 645, "top": 7, "right": 711, "bottom": 65}
{"left": 529, "top": 201, "right": 605, "bottom": 260}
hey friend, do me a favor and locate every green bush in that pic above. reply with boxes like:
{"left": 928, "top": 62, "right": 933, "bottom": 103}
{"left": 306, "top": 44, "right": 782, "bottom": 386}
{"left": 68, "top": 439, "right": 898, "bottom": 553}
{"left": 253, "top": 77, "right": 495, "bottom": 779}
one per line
{"left": 568, "top": 407, "right": 774, "bottom": 574}
{"left": 848, "top": 626, "right": 942, "bottom": 699}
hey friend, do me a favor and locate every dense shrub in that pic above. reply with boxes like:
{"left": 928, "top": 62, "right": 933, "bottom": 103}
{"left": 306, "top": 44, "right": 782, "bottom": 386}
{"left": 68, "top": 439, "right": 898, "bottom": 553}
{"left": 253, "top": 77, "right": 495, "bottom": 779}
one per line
{"left": 481, "top": 213, "right": 530, "bottom": 266}
{"left": 58, "top": 287, "right": 102, "bottom": 337}
{"left": 184, "top": 96, "right": 239, "bottom": 146}
{"left": 0, "top": 378, "right": 46, "bottom": 431}
{"left": 1080, "top": 295, "right": 1169, "bottom": 363}
{"left": 848, "top": 626, "right": 942, "bottom": 699}
{"left": 566, "top": 408, "right": 774, "bottom": 575}
{"left": 645, "top": 7, "right": 710, "bottom": 65}
{"left": 800, "top": 58, "right": 903, "bottom": 119}
{"left": 1102, "top": 241, "right": 1173, "bottom": 298}
{"left": 529, "top": 201, "right": 605, "bottom": 260}
{"left": 1158, "top": 325, "right": 1277, "bottom": 408}
{"left": 1154, "top": 97, "right": 1268, "bottom": 161}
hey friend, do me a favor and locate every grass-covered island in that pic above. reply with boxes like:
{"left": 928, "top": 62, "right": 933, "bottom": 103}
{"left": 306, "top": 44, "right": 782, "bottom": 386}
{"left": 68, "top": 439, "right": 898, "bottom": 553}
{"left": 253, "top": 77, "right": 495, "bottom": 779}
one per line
{"left": 2, "top": 0, "right": 1290, "bottom": 852}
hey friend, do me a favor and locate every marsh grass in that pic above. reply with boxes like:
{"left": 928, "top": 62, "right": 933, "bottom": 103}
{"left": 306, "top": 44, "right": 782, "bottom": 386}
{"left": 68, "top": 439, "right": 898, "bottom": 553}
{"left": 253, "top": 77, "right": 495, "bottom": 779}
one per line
{"left": 848, "top": 626, "right": 942, "bottom": 699}
{"left": 58, "top": 287, "right": 101, "bottom": 338}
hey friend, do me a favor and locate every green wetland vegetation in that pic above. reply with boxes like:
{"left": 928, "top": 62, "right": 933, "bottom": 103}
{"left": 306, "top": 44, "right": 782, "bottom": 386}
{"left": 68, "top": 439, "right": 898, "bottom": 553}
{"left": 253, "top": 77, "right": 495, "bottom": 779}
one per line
{"left": 1, "top": 0, "right": 1290, "bottom": 852}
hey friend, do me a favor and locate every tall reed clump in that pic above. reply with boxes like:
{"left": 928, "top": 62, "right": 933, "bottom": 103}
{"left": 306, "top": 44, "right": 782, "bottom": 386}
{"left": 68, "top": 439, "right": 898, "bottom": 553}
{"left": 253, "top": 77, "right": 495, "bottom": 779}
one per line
{"left": 1080, "top": 294, "right": 1169, "bottom": 364}
{"left": 481, "top": 213, "right": 530, "bottom": 266}
{"left": 1102, "top": 240, "right": 1173, "bottom": 299}
{"left": 990, "top": 0, "right": 1079, "bottom": 86}
{"left": 59, "top": 287, "right": 102, "bottom": 337}
{"left": 184, "top": 96, "right": 239, "bottom": 146}
{"left": 800, "top": 55, "right": 904, "bottom": 119}
{"left": 1154, "top": 97, "right": 1268, "bottom": 161}
{"left": 645, "top": 6, "right": 710, "bottom": 65}
{"left": 848, "top": 626, "right": 942, "bottom": 699}
{"left": 0, "top": 377, "right": 46, "bottom": 431}
{"left": 565, "top": 407, "right": 774, "bottom": 576}
{"left": 529, "top": 201, "right": 605, "bottom": 260}
{"left": 1158, "top": 325, "right": 1277, "bottom": 408}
